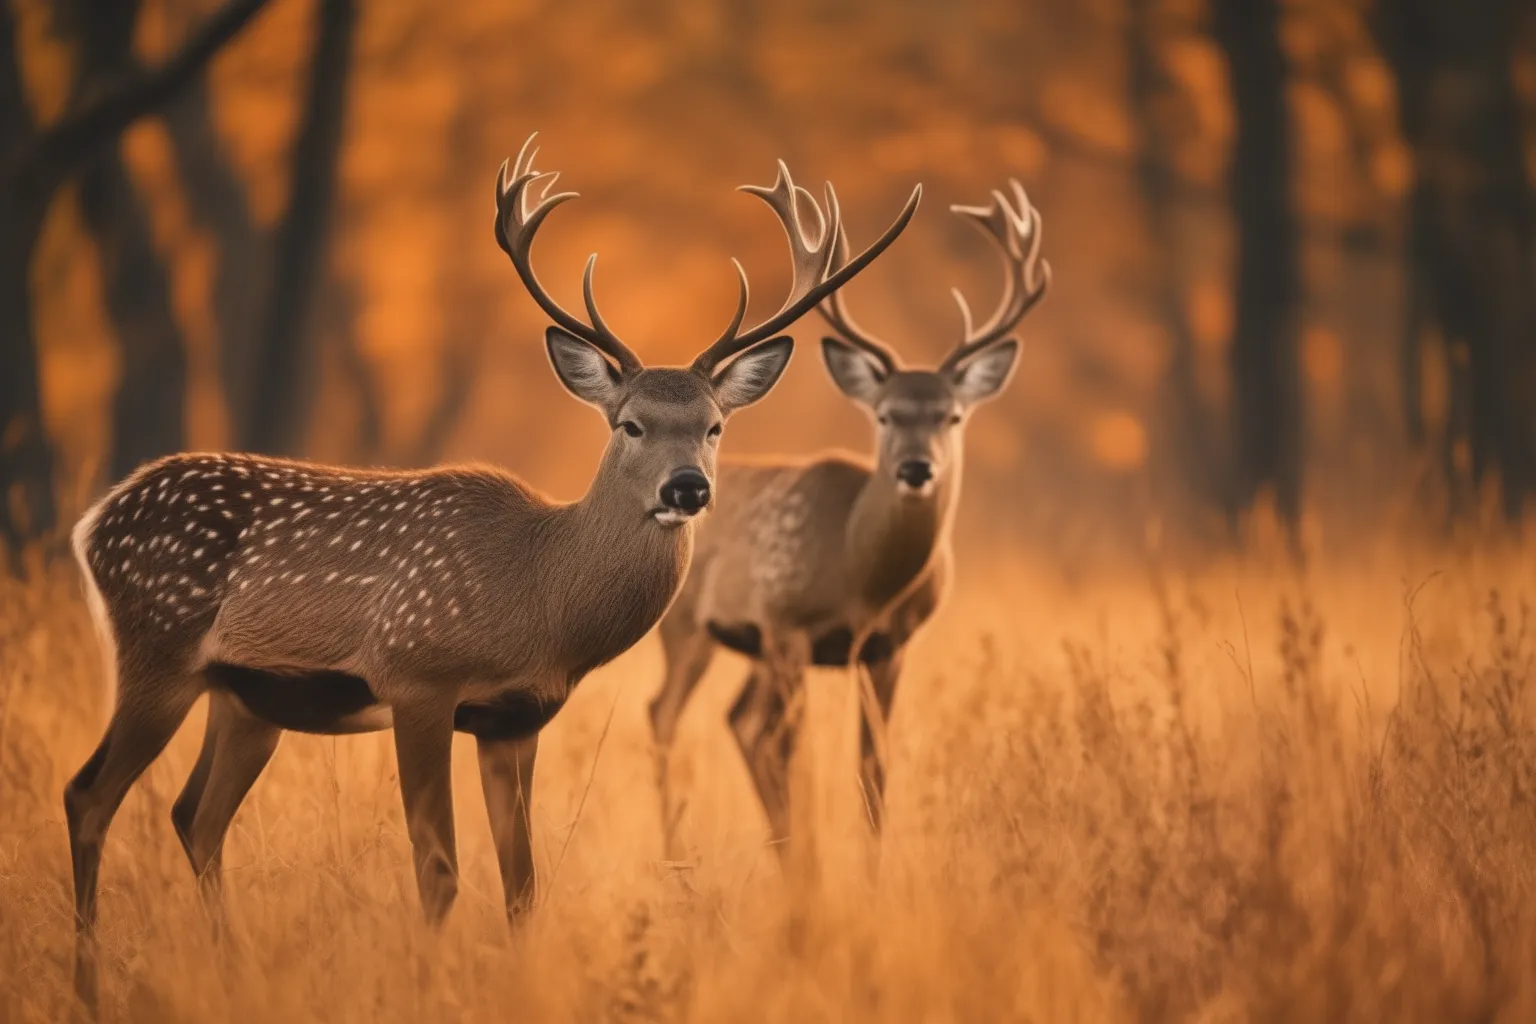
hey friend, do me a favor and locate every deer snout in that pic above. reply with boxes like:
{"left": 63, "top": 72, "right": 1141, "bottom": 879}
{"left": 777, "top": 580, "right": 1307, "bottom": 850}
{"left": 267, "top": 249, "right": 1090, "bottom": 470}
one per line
{"left": 895, "top": 459, "right": 934, "bottom": 491}
{"left": 659, "top": 468, "right": 711, "bottom": 515}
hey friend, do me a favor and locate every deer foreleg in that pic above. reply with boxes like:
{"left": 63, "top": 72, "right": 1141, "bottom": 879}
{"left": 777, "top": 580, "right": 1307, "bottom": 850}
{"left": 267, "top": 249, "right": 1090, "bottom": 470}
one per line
{"left": 476, "top": 732, "right": 539, "bottom": 923}
{"left": 390, "top": 697, "right": 459, "bottom": 924}
{"left": 649, "top": 616, "right": 716, "bottom": 857}
{"left": 855, "top": 646, "right": 905, "bottom": 834}
{"left": 727, "top": 635, "right": 810, "bottom": 855}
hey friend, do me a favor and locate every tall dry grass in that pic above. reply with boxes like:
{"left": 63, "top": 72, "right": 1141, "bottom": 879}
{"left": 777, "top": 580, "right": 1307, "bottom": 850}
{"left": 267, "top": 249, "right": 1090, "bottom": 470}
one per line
{"left": 3, "top": 544, "right": 1536, "bottom": 1022}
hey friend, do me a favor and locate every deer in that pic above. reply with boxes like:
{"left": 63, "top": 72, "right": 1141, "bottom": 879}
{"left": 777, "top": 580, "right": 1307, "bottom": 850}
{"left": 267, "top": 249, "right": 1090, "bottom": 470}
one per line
{"left": 647, "top": 180, "right": 1048, "bottom": 857}
{"left": 62, "top": 132, "right": 920, "bottom": 1009}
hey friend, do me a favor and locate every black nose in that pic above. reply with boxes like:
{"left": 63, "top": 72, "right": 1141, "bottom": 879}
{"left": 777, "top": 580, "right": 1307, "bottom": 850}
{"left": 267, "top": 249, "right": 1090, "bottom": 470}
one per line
{"left": 895, "top": 460, "right": 934, "bottom": 489}
{"left": 660, "top": 469, "right": 710, "bottom": 512}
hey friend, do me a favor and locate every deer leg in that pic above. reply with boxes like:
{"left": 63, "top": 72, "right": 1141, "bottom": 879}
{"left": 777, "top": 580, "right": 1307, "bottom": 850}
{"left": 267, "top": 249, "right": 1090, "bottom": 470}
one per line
{"left": 171, "top": 691, "right": 281, "bottom": 916}
{"left": 648, "top": 617, "right": 715, "bottom": 856}
{"left": 855, "top": 647, "right": 905, "bottom": 834}
{"left": 391, "top": 699, "right": 459, "bottom": 924}
{"left": 728, "top": 658, "right": 807, "bottom": 852}
{"left": 64, "top": 673, "right": 200, "bottom": 1011}
{"left": 171, "top": 704, "right": 218, "bottom": 867}
{"left": 476, "top": 732, "right": 539, "bottom": 923}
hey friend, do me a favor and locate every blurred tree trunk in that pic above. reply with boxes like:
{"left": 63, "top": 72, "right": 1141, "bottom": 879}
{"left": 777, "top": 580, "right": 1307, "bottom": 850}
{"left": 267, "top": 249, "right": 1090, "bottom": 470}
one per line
{"left": 0, "top": 5, "right": 54, "bottom": 564}
{"left": 65, "top": 0, "right": 192, "bottom": 480}
{"left": 1378, "top": 0, "right": 1536, "bottom": 521}
{"left": 407, "top": 91, "right": 480, "bottom": 468}
{"left": 241, "top": 0, "right": 356, "bottom": 455}
{"left": 1127, "top": 0, "right": 1226, "bottom": 528}
{"left": 164, "top": 76, "right": 266, "bottom": 438}
{"left": 1212, "top": 0, "right": 1302, "bottom": 535}
{"left": 0, "top": 0, "right": 271, "bottom": 568}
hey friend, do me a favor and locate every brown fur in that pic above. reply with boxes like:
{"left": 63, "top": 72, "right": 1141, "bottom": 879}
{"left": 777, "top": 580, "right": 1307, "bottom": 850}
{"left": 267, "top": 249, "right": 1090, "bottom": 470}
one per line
{"left": 79, "top": 452, "right": 691, "bottom": 705}
{"left": 61, "top": 353, "right": 792, "bottom": 1012}
{"left": 59, "top": 134, "right": 919, "bottom": 1013}
{"left": 649, "top": 332, "right": 1030, "bottom": 854}
{"left": 648, "top": 178, "right": 1047, "bottom": 854}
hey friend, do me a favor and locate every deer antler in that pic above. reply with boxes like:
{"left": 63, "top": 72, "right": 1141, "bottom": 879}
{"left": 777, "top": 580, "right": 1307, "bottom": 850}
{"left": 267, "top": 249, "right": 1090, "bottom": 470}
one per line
{"left": 495, "top": 133, "right": 642, "bottom": 373}
{"left": 691, "top": 164, "right": 921, "bottom": 373}
{"left": 816, "top": 216, "right": 902, "bottom": 374}
{"left": 940, "top": 179, "right": 1051, "bottom": 372}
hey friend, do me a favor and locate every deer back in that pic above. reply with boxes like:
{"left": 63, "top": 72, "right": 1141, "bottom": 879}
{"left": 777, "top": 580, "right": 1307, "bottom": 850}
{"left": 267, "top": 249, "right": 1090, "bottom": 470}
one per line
{"left": 78, "top": 452, "right": 688, "bottom": 690}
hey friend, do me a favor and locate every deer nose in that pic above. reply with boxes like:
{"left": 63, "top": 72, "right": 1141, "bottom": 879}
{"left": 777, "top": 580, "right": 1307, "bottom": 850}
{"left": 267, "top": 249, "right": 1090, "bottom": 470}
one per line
{"left": 660, "top": 469, "right": 710, "bottom": 513}
{"left": 895, "top": 459, "right": 934, "bottom": 490}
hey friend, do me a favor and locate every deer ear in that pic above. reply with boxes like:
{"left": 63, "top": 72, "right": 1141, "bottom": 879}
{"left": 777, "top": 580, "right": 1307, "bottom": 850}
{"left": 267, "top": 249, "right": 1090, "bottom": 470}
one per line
{"left": 950, "top": 338, "right": 1020, "bottom": 406}
{"left": 546, "top": 327, "right": 623, "bottom": 411}
{"left": 712, "top": 336, "right": 793, "bottom": 415}
{"left": 821, "top": 336, "right": 887, "bottom": 406}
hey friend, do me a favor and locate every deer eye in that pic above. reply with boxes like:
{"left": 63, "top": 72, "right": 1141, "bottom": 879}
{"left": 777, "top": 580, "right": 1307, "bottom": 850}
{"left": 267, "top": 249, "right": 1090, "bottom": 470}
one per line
{"left": 707, "top": 423, "right": 723, "bottom": 439}
{"left": 619, "top": 421, "right": 643, "bottom": 438}
{"left": 948, "top": 413, "right": 963, "bottom": 425}
{"left": 876, "top": 415, "right": 890, "bottom": 426}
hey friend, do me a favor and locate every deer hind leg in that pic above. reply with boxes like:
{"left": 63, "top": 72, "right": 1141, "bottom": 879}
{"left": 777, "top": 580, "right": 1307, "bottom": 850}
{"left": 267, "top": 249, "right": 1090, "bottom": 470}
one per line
{"left": 64, "top": 664, "right": 201, "bottom": 1010}
{"left": 727, "top": 654, "right": 808, "bottom": 855}
{"left": 476, "top": 732, "right": 539, "bottom": 923}
{"left": 390, "top": 697, "right": 459, "bottom": 924}
{"left": 648, "top": 615, "right": 716, "bottom": 856}
{"left": 855, "top": 645, "right": 905, "bottom": 835}
{"left": 171, "top": 690, "right": 280, "bottom": 917}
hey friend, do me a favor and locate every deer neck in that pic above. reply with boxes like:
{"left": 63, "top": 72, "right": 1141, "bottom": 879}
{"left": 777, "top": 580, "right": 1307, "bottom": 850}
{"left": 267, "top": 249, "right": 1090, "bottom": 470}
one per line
{"left": 845, "top": 458, "right": 960, "bottom": 614}
{"left": 539, "top": 459, "right": 693, "bottom": 682}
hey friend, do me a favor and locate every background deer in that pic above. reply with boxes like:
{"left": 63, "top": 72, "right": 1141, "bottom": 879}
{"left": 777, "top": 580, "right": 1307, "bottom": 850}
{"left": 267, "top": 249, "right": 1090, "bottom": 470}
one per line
{"left": 62, "top": 133, "right": 919, "bottom": 1008}
{"left": 648, "top": 180, "right": 1048, "bottom": 854}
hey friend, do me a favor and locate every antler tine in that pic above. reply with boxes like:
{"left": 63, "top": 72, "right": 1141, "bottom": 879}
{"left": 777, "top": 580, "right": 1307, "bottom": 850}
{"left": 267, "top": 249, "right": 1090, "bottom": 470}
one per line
{"left": 494, "top": 133, "right": 642, "bottom": 372}
{"left": 817, "top": 217, "right": 901, "bottom": 373}
{"left": 940, "top": 178, "right": 1051, "bottom": 372}
{"left": 705, "top": 258, "right": 751, "bottom": 350}
{"left": 692, "top": 164, "right": 922, "bottom": 373}
{"left": 950, "top": 286, "right": 976, "bottom": 342}
{"left": 741, "top": 163, "right": 834, "bottom": 313}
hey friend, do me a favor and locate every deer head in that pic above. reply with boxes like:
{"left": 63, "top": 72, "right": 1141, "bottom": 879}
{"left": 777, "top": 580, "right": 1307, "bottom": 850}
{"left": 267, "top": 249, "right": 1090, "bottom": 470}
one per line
{"left": 816, "top": 179, "right": 1050, "bottom": 498}
{"left": 495, "top": 135, "right": 922, "bottom": 525}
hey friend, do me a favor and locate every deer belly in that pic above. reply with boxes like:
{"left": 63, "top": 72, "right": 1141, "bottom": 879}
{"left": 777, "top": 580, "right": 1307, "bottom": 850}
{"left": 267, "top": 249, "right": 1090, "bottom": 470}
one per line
{"left": 452, "top": 689, "right": 566, "bottom": 741}
{"left": 205, "top": 663, "right": 391, "bottom": 734}
{"left": 705, "top": 621, "right": 896, "bottom": 667}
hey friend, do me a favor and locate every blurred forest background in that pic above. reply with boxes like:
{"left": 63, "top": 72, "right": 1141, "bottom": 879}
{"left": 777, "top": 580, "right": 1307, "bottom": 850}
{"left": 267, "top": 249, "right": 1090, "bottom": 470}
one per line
{"left": 4, "top": 0, "right": 1536, "bottom": 573}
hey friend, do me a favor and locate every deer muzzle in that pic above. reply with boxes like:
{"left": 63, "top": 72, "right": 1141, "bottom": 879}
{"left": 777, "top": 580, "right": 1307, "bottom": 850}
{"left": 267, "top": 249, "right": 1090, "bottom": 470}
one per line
{"left": 656, "top": 468, "right": 710, "bottom": 525}
{"left": 894, "top": 459, "right": 935, "bottom": 493}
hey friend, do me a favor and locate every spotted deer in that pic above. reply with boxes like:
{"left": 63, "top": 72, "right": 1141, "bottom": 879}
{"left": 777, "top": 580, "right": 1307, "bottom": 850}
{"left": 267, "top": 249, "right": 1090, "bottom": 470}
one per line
{"left": 648, "top": 180, "right": 1048, "bottom": 853}
{"left": 62, "top": 133, "right": 920, "bottom": 1007}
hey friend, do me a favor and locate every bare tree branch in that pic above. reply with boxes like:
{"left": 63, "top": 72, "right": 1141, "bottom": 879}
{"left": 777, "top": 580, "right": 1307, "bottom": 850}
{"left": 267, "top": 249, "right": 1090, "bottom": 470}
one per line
{"left": 1, "top": 0, "right": 270, "bottom": 568}
{"left": 23, "top": 0, "right": 272, "bottom": 191}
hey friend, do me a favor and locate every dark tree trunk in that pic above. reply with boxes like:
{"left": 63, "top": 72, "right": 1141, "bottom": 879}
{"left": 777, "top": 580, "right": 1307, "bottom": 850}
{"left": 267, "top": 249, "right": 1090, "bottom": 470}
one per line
{"left": 1127, "top": 0, "right": 1226, "bottom": 526}
{"left": 0, "top": 210, "right": 54, "bottom": 566}
{"left": 241, "top": 0, "right": 356, "bottom": 455}
{"left": 1379, "top": 0, "right": 1536, "bottom": 521}
{"left": 1213, "top": 0, "right": 1303, "bottom": 533}
{"left": 1, "top": 6, "right": 55, "bottom": 565}
{"left": 66, "top": 0, "right": 192, "bottom": 480}
{"left": 0, "top": 0, "right": 272, "bottom": 567}
{"left": 164, "top": 76, "right": 266, "bottom": 439}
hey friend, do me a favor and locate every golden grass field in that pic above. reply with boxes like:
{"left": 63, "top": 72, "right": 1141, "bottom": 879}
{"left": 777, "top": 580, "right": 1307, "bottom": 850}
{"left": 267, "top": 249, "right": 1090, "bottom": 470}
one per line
{"left": 4, "top": 540, "right": 1536, "bottom": 1022}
